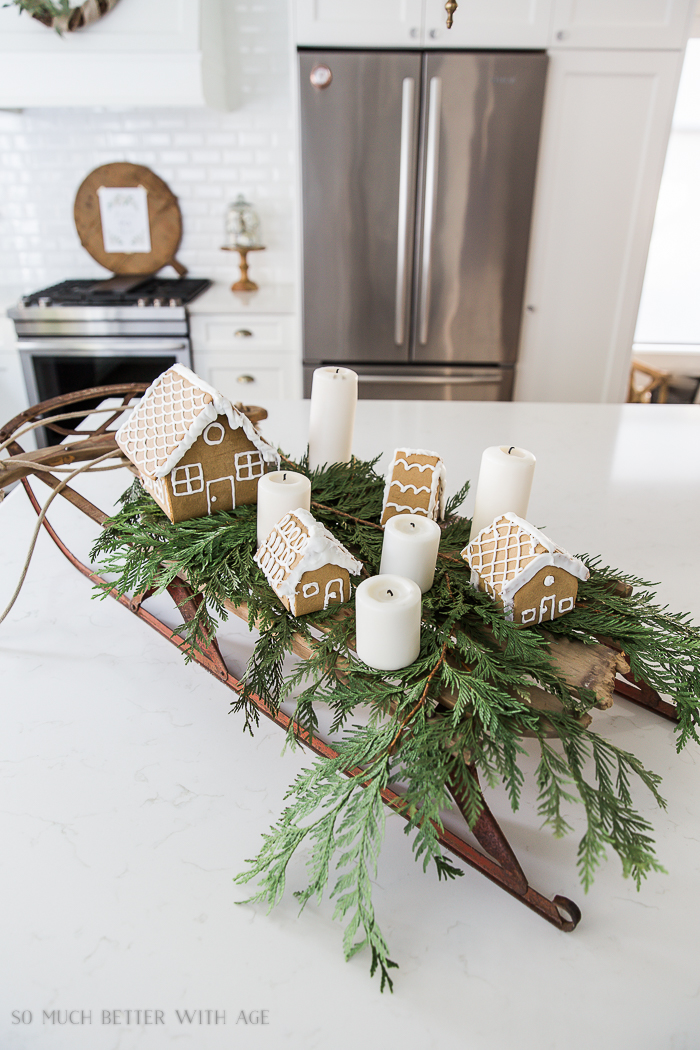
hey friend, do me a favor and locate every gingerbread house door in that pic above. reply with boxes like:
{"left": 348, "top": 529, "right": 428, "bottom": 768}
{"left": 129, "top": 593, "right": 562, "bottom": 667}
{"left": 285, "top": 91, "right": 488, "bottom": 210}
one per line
{"left": 206, "top": 475, "right": 235, "bottom": 514}
{"left": 539, "top": 594, "right": 555, "bottom": 623}
{"left": 324, "top": 578, "right": 345, "bottom": 609}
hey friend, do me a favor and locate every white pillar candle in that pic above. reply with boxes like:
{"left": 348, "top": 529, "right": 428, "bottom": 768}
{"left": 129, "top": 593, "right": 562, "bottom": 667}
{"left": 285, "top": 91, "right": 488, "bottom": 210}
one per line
{"left": 256, "top": 470, "right": 312, "bottom": 547}
{"left": 308, "top": 366, "right": 358, "bottom": 471}
{"left": 355, "top": 574, "right": 421, "bottom": 671}
{"left": 379, "top": 514, "right": 441, "bottom": 593}
{"left": 470, "top": 445, "right": 536, "bottom": 539}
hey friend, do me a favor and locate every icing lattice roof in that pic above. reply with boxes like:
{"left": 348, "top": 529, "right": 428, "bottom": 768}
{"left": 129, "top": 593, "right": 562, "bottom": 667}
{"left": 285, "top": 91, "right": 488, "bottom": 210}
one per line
{"left": 254, "top": 507, "right": 363, "bottom": 602}
{"left": 115, "top": 363, "right": 279, "bottom": 478}
{"left": 382, "top": 447, "right": 446, "bottom": 520}
{"left": 462, "top": 513, "right": 589, "bottom": 607}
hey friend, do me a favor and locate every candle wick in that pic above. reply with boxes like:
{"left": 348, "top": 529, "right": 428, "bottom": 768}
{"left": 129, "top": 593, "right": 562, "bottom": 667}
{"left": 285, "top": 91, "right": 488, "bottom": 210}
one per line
{"left": 336, "top": 368, "right": 340, "bottom": 373}
{"left": 283, "top": 473, "right": 287, "bottom": 480}
{"left": 508, "top": 446, "right": 515, "bottom": 454}
{"left": 387, "top": 589, "right": 393, "bottom": 597}
{"left": 410, "top": 522, "right": 415, "bottom": 528}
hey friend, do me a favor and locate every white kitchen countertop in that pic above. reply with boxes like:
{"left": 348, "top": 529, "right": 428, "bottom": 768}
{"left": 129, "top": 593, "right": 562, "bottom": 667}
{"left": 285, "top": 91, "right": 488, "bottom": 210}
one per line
{"left": 187, "top": 282, "right": 296, "bottom": 316}
{"left": 1, "top": 399, "right": 699, "bottom": 1050}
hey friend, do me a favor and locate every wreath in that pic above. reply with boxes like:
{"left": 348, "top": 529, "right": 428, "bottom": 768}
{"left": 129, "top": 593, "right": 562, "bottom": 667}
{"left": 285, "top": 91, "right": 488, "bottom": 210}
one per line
{"left": 5, "top": 0, "right": 120, "bottom": 33}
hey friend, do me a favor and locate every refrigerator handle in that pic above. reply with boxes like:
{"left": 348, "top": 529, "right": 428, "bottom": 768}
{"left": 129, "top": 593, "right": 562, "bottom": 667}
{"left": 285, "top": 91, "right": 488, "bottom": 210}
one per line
{"left": 418, "top": 76, "right": 442, "bottom": 346}
{"left": 394, "top": 77, "right": 415, "bottom": 347}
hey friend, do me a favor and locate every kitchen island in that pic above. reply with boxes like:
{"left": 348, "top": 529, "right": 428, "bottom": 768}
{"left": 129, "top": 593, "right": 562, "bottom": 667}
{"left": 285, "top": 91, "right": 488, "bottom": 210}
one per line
{"left": 1, "top": 399, "right": 699, "bottom": 1050}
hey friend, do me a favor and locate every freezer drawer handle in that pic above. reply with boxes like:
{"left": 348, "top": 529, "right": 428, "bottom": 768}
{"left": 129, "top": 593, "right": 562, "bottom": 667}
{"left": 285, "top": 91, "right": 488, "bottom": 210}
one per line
{"left": 395, "top": 76, "right": 415, "bottom": 347}
{"left": 357, "top": 374, "right": 499, "bottom": 385}
{"left": 234, "top": 329, "right": 253, "bottom": 338}
{"left": 419, "top": 76, "right": 442, "bottom": 346}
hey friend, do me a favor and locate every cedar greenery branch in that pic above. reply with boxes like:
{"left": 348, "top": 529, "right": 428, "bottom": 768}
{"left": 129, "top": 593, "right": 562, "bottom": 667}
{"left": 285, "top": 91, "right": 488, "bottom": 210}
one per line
{"left": 3, "top": 0, "right": 119, "bottom": 34}
{"left": 91, "top": 453, "right": 700, "bottom": 992}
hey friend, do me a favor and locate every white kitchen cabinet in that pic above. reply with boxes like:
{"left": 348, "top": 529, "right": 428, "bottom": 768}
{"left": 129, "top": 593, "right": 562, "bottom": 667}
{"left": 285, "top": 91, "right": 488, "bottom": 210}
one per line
{"left": 195, "top": 353, "right": 297, "bottom": 408}
{"left": 294, "top": 0, "right": 424, "bottom": 48}
{"left": 0, "top": 0, "right": 225, "bottom": 108}
{"left": 294, "top": 0, "right": 553, "bottom": 48}
{"left": 190, "top": 305, "right": 301, "bottom": 407}
{"left": 424, "top": 0, "right": 553, "bottom": 50}
{"left": 515, "top": 48, "right": 684, "bottom": 404}
{"left": 551, "top": 0, "right": 695, "bottom": 50}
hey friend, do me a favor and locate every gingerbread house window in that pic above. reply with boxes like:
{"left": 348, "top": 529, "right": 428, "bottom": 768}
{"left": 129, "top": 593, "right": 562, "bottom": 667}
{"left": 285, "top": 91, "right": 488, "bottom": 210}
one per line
{"left": 171, "top": 463, "right": 204, "bottom": 496}
{"left": 302, "top": 582, "right": 320, "bottom": 598}
{"left": 235, "top": 450, "right": 264, "bottom": 482}
{"left": 203, "top": 422, "right": 225, "bottom": 445}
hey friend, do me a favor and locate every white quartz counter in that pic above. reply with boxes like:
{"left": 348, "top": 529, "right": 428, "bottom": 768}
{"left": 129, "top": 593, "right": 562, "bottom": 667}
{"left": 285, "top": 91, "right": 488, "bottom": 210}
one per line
{"left": 1, "top": 400, "right": 699, "bottom": 1050}
{"left": 187, "top": 282, "right": 296, "bottom": 315}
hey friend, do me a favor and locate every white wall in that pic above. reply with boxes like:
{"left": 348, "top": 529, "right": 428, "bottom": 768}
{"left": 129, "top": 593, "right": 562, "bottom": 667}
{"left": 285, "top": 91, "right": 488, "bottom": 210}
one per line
{"left": 0, "top": 0, "right": 296, "bottom": 292}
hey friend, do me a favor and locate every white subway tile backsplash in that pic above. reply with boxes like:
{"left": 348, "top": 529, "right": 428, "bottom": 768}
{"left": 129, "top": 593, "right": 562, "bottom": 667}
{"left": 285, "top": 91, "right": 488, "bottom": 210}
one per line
{"left": 0, "top": 0, "right": 297, "bottom": 290}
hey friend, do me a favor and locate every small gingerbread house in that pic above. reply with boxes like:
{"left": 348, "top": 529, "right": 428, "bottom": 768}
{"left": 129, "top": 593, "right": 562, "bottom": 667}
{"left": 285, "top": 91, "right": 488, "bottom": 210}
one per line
{"left": 254, "top": 507, "right": 363, "bottom": 616}
{"left": 115, "top": 364, "right": 279, "bottom": 523}
{"left": 461, "top": 513, "right": 589, "bottom": 626}
{"left": 380, "top": 447, "right": 446, "bottom": 526}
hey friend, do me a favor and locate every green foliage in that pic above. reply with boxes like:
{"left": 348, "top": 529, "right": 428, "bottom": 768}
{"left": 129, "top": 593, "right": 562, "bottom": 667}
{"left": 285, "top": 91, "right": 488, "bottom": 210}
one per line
{"left": 92, "top": 455, "right": 700, "bottom": 989}
{"left": 3, "top": 0, "right": 73, "bottom": 31}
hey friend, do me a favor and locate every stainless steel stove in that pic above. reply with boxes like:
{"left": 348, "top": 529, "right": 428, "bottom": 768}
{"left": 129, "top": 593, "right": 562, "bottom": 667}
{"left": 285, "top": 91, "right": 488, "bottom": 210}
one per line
{"left": 8, "top": 275, "right": 211, "bottom": 444}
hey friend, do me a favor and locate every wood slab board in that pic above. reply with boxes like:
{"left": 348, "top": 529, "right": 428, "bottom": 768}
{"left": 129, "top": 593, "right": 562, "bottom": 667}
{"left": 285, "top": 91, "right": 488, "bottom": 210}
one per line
{"left": 74, "top": 162, "right": 186, "bottom": 276}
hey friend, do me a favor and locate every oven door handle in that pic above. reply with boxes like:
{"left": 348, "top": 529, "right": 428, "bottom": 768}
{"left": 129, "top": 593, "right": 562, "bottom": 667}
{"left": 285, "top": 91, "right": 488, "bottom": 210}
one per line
{"left": 17, "top": 338, "right": 190, "bottom": 353}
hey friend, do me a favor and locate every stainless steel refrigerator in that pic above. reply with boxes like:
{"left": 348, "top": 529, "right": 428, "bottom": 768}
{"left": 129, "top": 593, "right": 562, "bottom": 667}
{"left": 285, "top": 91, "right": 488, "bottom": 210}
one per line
{"left": 299, "top": 48, "right": 548, "bottom": 400}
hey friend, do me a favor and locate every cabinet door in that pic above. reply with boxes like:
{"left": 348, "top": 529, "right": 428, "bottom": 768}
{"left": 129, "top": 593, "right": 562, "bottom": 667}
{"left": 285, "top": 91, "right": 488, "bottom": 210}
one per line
{"left": 515, "top": 49, "right": 684, "bottom": 403}
{"left": 193, "top": 353, "right": 302, "bottom": 404}
{"left": 551, "top": 0, "right": 695, "bottom": 49}
{"left": 294, "top": 0, "right": 424, "bottom": 47}
{"left": 424, "top": 0, "right": 553, "bottom": 49}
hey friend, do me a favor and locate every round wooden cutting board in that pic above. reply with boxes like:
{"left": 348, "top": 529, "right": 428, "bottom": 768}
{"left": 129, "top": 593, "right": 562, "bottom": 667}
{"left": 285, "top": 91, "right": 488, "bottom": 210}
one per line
{"left": 74, "top": 162, "right": 187, "bottom": 276}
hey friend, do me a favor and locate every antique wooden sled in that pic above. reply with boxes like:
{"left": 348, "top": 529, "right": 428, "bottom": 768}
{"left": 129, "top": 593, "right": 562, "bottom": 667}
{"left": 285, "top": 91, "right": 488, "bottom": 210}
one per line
{"left": 0, "top": 385, "right": 678, "bottom": 935}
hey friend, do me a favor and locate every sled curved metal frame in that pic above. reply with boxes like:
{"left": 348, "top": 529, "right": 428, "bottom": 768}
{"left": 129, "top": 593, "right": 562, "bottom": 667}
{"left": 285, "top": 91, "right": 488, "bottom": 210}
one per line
{"left": 3, "top": 384, "right": 672, "bottom": 935}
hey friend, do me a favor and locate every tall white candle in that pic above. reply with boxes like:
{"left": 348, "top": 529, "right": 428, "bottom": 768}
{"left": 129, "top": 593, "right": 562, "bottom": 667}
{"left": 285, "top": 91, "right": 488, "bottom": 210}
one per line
{"left": 379, "top": 514, "right": 441, "bottom": 593}
{"left": 355, "top": 574, "right": 421, "bottom": 671}
{"left": 470, "top": 445, "right": 536, "bottom": 539}
{"left": 256, "top": 470, "right": 312, "bottom": 547}
{"left": 308, "top": 366, "right": 358, "bottom": 471}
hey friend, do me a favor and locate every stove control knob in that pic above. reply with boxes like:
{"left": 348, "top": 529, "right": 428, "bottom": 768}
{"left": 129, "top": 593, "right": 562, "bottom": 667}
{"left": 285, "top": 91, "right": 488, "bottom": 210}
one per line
{"left": 137, "top": 297, "right": 150, "bottom": 307}
{"left": 152, "top": 298, "right": 163, "bottom": 307}
{"left": 168, "top": 298, "right": 182, "bottom": 307}
{"left": 38, "top": 296, "right": 53, "bottom": 307}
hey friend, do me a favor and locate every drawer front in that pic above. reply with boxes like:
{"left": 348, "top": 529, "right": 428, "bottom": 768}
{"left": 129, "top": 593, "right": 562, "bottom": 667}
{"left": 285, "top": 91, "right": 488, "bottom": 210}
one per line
{"left": 200, "top": 357, "right": 301, "bottom": 406}
{"left": 190, "top": 315, "right": 286, "bottom": 351}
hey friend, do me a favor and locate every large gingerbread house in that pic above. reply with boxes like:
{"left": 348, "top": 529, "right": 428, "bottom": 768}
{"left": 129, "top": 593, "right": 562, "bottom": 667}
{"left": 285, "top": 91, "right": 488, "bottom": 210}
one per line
{"left": 461, "top": 513, "right": 590, "bottom": 626}
{"left": 380, "top": 447, "right": 446, "bottom": 526}
{"left": 254, "top": 508, "right": 363, "bottom": 616}
{"left": 115, "top": 364, "right": 279, "bottom": 523}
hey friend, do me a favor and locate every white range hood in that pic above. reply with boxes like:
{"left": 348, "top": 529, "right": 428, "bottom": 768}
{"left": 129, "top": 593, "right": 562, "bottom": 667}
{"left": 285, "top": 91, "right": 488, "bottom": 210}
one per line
{"left": 0, "top": 0, "right": 225, "bottom": 108}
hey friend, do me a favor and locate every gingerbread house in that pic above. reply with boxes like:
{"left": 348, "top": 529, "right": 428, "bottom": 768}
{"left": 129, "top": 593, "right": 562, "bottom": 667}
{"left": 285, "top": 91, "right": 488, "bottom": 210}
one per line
{"left": 115, "top": 363, "right": 279, "bottom": 523}
{"left": 380, "top": 447, "right": 446, "bottom": 526}
{"left": 461, "top": 513, "right": 590, "bottom": 626}
{"left": 254, "top": 508, "right": 363, "bottom": 616}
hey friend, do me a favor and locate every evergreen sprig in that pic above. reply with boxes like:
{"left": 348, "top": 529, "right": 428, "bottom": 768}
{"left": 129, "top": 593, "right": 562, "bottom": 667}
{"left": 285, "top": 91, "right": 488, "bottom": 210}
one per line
{"left": 91, "top": 454, "right": 700, "bottom": 989}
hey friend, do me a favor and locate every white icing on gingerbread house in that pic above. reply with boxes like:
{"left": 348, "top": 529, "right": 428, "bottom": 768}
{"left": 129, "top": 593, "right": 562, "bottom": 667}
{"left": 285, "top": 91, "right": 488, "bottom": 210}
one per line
{"left": 116, "top": 363, "right": 278, "bottom": 479}
{"left": 254, "top": 507, "right": 363, "bottom": 616}
{"left": 115, "top": 364, "right": 279, "bottom": 523}
{"left": 461, "top": 513, "right": 589, "bottom": 625}
{"left": 381, "top": 447, "right": 446, "bottom": 526}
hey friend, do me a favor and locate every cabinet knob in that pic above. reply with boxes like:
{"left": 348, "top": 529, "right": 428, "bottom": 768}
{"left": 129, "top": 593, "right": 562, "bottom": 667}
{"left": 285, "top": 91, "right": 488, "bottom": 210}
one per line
{"left": 234, "top": 328, "right": 253, "bottom": 338}
{"left": 237, "top": 374, "right": 255, "bottom": 384}
{"left": 409, "top": 26, "right": 419, "bottom": 38}
{"left": 556, "top": 30, "right": 567, "bottom": 40}
{"left": 429, "top": 28, "right": 438, "bottom": 38}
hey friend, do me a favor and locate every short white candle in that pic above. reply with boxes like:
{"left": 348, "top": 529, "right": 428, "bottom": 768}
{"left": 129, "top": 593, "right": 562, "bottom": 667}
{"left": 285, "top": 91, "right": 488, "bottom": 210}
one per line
{"left": 355, "top": 574, "right": 421, "bottom": 671}
{"left": 379, "top": 514, "right": 441, "bottom": 593}
{"left": 256, "top": 470, "right": 312, "bottom": 547}
{"left": 470, "top": 445, "right": 536, "bottom": 539}
{"left": 308, "top": 366, "right": 358, "bottom": 471}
